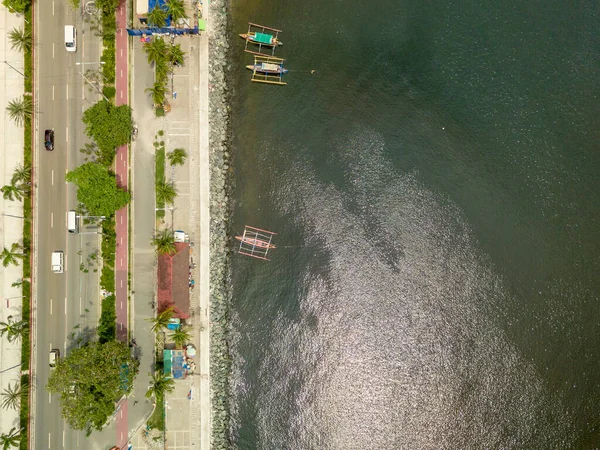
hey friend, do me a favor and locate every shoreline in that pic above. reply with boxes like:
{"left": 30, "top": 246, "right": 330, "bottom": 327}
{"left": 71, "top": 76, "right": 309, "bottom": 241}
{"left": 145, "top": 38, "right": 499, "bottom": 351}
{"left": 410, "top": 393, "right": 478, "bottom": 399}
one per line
{"left": 207, "top": 0, "right": 234, "bottom": 447}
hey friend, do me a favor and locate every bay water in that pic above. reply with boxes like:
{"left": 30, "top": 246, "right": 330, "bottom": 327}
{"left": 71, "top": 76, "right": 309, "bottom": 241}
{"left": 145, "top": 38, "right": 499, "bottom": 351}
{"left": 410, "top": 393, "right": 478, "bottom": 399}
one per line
{"left": 227, "top": 0, "right": 600, "bottom": 447}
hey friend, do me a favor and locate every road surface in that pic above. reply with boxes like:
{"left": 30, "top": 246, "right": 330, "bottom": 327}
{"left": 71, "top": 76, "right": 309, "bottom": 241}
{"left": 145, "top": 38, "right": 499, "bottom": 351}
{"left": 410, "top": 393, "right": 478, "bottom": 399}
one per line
{"left": 32, "top": 1, "right": 111, "bottom": 449}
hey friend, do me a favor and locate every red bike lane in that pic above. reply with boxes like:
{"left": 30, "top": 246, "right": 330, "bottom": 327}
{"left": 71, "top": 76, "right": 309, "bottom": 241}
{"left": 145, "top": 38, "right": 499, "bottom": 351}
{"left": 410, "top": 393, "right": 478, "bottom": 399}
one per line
{"left": 115, "top": 0, "right": 129, "bottom": 447}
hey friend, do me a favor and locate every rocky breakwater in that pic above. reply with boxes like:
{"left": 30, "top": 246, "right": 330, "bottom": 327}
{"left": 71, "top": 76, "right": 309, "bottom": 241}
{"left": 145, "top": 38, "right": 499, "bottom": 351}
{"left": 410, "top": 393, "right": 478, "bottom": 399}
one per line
{"left": 207, "top": 0, "right": 233, "bottom": 448}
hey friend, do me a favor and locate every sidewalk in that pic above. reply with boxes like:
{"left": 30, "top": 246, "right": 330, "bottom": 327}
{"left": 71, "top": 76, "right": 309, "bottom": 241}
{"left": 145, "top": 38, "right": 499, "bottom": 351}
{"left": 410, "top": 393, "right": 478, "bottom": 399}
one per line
{"left": 127, "top": 0, "right": 210, "bottom": 447}
{"left": 0, "top": 4, "right": 26, "bottom": 438}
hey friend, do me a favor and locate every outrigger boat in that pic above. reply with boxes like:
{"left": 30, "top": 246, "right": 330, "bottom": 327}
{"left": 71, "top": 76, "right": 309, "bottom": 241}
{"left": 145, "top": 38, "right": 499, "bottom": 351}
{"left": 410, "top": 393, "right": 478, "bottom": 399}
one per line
{"left": 248, "top": 56, "right": 288, "bottom": 86}
{"left": 236, "top": 225, "right": 277, "bottom": 260}
{"left": 240, "top": 22, "right": 282, "bottom": 56}
{"left": 246, "top": 60, "right": 288, "bottom": 75}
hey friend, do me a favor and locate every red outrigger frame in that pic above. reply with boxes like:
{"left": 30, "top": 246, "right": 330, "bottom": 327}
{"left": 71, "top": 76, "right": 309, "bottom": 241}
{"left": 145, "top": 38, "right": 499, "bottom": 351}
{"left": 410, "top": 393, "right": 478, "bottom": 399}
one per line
{"left": 235, "top": 225, "right": 277, "bottom": 261}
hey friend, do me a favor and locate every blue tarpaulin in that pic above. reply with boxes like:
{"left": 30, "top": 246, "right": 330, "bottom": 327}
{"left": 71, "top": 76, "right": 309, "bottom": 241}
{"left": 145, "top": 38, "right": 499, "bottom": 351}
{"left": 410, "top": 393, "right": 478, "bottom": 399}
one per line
{"left": 127, "top": 27, "right": 199, "bottom": 36}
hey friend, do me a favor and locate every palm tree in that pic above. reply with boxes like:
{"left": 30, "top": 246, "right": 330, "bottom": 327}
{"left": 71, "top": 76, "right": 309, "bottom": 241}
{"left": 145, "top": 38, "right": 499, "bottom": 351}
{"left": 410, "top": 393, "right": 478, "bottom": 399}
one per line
{"left": 154, "top": 58, "right": 170, "bottom": 84}
{"left": 0, "top": 427, "right": 21, "bottom": 450}
{"left": 145, "top": 81, "right": 167, "bottom": 107}
{"left": 151, "top": 228, "right": 176, "bottom": 255}
{"left": 0, "top": 381, "right": 25, "bottom": 410}
{"left": 143, "top": 37, "right": 167, "bottom": 65}
{"left": 168, "top": 43, "right": 185, "bottom": 67}
{"left": 146, "top": 370, "right": 175, "bottom": 400}
{"left": 167, "top": 148, "right": 187, "bottom": 166}
{"left": 11, "top": 163, "right": 31, "bottom": 186}
{"left": 166, "top": 0, "right": 187, "bottom": 22}
{"left": 0, "top": 316, "right": 27, "bottom": 343}
{"left": 8, "top": 27, "right": 31, "bottom": 53}
{"left": 169, "top": 326, "right": 191, "bottom": 349}
{"left": 147, "top": 306, "right": 174, "bottom": 333}
{"left": 6, "top": 96, "right": 32, "bottom": 127}
{"left": 1, "top": 243, "right": 26, "bottom": 268}
{"left": 1, "top": 183, "right": 27, "bottom": 202}
{"left": 156, "top": 181, "right": 177, "bottom": 205}
{"left": 147, "top": 7, "right": 168, "bottom": 28}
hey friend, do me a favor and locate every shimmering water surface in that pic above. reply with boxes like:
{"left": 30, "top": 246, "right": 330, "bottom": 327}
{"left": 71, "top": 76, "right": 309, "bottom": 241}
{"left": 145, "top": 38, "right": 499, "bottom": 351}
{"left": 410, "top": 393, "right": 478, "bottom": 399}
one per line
{"left": 228, "top": 0, "right": 600, "bottom": 447}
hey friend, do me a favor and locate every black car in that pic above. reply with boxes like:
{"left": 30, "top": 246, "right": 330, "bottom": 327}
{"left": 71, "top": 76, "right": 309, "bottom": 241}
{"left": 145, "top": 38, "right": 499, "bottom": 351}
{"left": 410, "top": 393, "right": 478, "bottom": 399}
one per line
{"left": 44, "top": 129, "right": 54, "bottom": 151}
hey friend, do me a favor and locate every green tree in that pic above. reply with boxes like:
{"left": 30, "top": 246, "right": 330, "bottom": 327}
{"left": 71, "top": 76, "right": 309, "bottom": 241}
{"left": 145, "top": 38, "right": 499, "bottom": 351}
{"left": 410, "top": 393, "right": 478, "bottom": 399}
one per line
{"left": 147, "top": 6, "right": 167, "bottom": 27}
{"left": 82, "top": 100, "right": 133, "bottom": 156}
{"left": 0, "top": 427, "right": 21, "bottom": 450}
{"left": 169, "top": 326, "right": 191, "bottom": 349}
{"left": 166, "top": 0, "right": 187, "bottom": 22}
{"left": 8, "top": 27, "right": 31, "bottom": 53}
{"left": 46, "top": 341, "right": 138, "bottom": 435}
{"left": 145, "top": 81, "right": 167, "bottom": 107}
{"left": 154, "top": 58, "right": 170, "bottom": 84}
{"left": 0, "top": 315, "right": 27, "bottom": 343}
{"left": 11, "top": 162, "right": 31, "bottom": 185}
{"left": 150, "top": 229, "right": 176, "bottom": 256}
{"left": 168, "top": 43, "right": 185, "bottom": 67}
{"left": 1, "top": 182, "right": 28, "bottom": 202}
{"left": 2, "top": 0, "right": 29, "bottom": 14}
{"left": 95, "top": 0, "right": 119, "bottom": 10}
{"left": 155, "top": 181, "right": 177, "bottom": 205}
{"left": 6, "top": 96, "right": 32, "bottom": 127}
{"left": 65, "top": 162, "right": 131, "bottom": 217}
{"left": 66, "top": 0, "right": 80, "bottom": 9}
{"left": 0, "top": 380, "right": 25, "bottom": 410}
{"left": 145, "top": 371, "right": 175, "bottom": 400}
{"left": 167, "top": 148, "right": 187, "bottom": 166}
{"left": 147, "top": 306, "right": 174, "bottom": 333}
{"left": 1, "top": 243, "right": 26, "bottom": 268}
{"left": 143, "top": 37, "right": 167, "bottom": 66}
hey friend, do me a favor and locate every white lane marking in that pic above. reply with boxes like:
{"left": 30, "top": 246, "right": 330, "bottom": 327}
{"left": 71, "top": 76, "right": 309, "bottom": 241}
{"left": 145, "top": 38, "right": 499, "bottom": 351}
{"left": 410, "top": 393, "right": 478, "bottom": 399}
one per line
{"left": 50, "top": 299, "right": 53, "bottom": 315}
{"left": 64, "top": 297, "right": 67, "bottom": 315}
{"left": 52, "top": 85, "right": 55, "bottom": 100}
{"left": 77, "top": 432, "right": 79, "bottom": 447}
{"left": 51, "top": 170, "right": 54, "bottom": 185}
{"left": 49, "top": 432, "right": 51, "bottom": 448}
{"left": 79, "top": 297, "right": 82, "bottom": 315}
{"left": 51, "top": 213, "right": 54, "bottom": 228}
{"left": 66, "top": 127, "right": 69, "bottom": 142}
{"left": 120, "top": 49, "right": 123, "bottom": 57}
{"left": 52, "top": 43, "right": 55, "bottom": 59}
{"left": 49, "top": 393, "right": 52, "bottom": 404}
{"left": 120, "top": 215, "right": 123, "bottom": 224}
{"left": 120, "top": 301, "right": 122, "bottom": 310}
{"left": 120, "top": 90, "right": 123, "bottom": 99}
{"left": 120, "top": 153, "right": 123, "bottom": 162}
{"left": 62, "top": 428, "right": 65, "bottom": 447}
{"left": 120, "top": 279, "right": 123, "bottom": 288}
{"left": 120, "top": 258, "right": 123, "bottom": 267}
{"left": 52, "top": 1, "right": 54, "bottom": 15}
{"left": 120, "top": 237, "right": 123, "bottom": 245}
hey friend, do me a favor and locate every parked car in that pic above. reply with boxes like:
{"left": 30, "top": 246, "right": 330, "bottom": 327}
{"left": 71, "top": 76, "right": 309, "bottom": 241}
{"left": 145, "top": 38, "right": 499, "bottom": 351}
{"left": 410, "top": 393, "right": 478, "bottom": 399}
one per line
{"left": 49, "top": 349, "right": 60, "bottom": 367}
{"left": 44, "top": 129, "right": 54, "bottom": 151}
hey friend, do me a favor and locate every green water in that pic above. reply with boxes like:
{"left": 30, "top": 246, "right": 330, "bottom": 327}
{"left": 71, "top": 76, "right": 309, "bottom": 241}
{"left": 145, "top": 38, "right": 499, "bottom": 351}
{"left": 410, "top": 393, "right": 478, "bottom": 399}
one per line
{"left": 227, "top": 0, "right": 600, "bottom": 447}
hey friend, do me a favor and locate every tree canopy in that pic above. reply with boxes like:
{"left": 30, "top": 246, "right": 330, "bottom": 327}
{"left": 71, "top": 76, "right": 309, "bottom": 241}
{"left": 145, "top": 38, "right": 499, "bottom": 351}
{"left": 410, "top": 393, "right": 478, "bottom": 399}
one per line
{"left": 2, "top": 0, "right": 30, "bottom": 14}
{"left": 65, "top": 163, "right": 131, "bottom": 217}
{"left": 82, "top": 100, "right": 133, "bottom": 156}
{"left": 46, "top": 341, "right": 138, "bottom": 435}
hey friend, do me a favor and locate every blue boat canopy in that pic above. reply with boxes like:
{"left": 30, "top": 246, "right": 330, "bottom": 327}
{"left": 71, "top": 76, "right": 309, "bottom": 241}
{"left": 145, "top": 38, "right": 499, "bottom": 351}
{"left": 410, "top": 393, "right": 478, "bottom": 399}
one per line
{"left": 254, "top": 32, "right": 273, "bottom": 44}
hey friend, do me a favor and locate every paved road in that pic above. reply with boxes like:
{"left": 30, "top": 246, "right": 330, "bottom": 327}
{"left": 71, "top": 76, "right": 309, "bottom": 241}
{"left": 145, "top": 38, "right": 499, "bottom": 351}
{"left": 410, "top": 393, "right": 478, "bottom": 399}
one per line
{"left": 32, "top": 1, "right": 110, "bottom": 449}
{"left": 114, "top": 0, "right": 130, "bottom": 447}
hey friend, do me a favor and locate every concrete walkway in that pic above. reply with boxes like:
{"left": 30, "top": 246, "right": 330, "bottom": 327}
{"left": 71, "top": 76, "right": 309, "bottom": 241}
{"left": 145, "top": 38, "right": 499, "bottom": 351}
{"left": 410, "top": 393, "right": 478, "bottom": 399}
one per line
{"left": 0, "top": 3, "right": 26, "bottom": 439}
{"left": 126, "top": 0, "right": 210, "bottom": 448}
